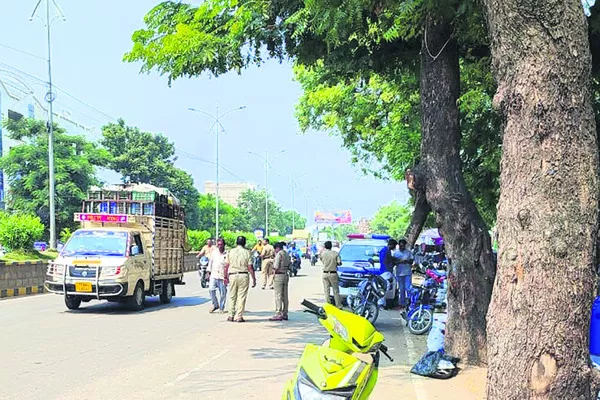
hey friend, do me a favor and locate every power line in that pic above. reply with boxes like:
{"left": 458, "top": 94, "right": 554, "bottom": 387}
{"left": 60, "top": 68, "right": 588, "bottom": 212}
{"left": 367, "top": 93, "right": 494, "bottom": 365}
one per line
{"left": 0, "top": 42, "right": 46, "bottom": 61}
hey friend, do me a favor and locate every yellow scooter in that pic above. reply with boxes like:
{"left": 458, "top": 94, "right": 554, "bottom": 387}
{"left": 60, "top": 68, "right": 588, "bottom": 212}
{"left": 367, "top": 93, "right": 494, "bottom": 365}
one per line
{"left": 282, "top": 299, "right": 393, "bottom": 399}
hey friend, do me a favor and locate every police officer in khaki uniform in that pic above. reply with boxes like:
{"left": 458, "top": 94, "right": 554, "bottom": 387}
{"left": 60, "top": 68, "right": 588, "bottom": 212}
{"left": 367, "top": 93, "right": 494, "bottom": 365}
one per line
{"left": 269, "top": 242, "right": 291, "bottom": 321}
{"left": 260, "top": 238, "right": 276, "bottom": 290}
{"left": 320, "top": 240, "right": 342, "bottom": 308}
{"left": 224, "top": 236, "right": 256, "bottom": 322}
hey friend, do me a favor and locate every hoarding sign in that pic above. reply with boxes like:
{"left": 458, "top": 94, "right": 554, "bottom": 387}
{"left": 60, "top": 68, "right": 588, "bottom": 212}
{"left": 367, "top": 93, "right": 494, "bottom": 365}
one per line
{"left": 254, "top": 229, "right": 264, "bottom": 239}
{"left": 78, "top": 213, "right": 129, "bottom": 223}
{"left": 314, "top": 210, "right": 352, "bottom": 224}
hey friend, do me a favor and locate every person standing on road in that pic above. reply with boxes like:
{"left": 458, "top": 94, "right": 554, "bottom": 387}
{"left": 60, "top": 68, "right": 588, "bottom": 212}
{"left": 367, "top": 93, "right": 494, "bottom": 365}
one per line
{"left": 269, "top": 242, "right": 291, "bottom": 321}
{"left": 224, "top": 236, "right": 257, "bottom": 322}
{"left": 197, "top": 239, "right": 214, "bottom": 260}
{"left": 208, "top": 238, "right": 228, "bottom": 313}
{"left": 321, "top": 241, "right": 342, "bottom": 308}
{"left": 260, "top": 238, "right": 275, "bottom": 290}
{"left": 394, "top": 238, "right": 413, "bottom": 307}
{"left": 379, "top": 239, "right": 398, "bottom": 274}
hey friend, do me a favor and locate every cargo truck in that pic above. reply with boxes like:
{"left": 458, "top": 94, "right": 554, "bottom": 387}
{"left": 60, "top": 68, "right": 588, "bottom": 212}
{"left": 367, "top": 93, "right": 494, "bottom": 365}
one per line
{"left": 45, "top": 184, "right": 187, "bottom": 311}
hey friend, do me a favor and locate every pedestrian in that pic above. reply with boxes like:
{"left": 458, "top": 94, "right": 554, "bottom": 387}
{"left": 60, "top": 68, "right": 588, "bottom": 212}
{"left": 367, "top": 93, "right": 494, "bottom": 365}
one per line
{"left": 320, "top": 240, "right": 342, "bottom": 308}
{"left": 269, "top": 242, "right": 291, "bottom": 321}
{"left": 208, "top": 238, "right": 228, "bottom": 313}
{"left": 224, "top": 235, "right": 257, "bottom": 322}
{"left": 197, "top": 238, "right": 214, "bottom": 260}
{"left": 379, "top": 238, "right": 398, "bottom": 274}
{"left": 394, "top": 238, "right": 413, "bottom": 307}
{"left": 260, "top": 238, "right": 275, "bottom": 290}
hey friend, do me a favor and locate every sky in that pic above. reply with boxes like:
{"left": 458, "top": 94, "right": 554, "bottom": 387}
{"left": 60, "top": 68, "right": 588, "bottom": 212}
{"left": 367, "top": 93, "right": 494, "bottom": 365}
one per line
{"left": 0, "top": 0, "right": 409, "bottom": 221}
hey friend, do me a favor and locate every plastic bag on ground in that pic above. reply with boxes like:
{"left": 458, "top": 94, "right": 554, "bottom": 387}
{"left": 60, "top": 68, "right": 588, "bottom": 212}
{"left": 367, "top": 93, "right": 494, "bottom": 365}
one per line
{"left": 410, "top": 350, "right": 460, "bottom": 378}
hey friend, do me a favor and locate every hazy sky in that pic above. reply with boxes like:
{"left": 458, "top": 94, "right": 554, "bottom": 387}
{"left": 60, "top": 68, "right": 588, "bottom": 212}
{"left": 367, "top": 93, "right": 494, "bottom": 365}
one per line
{"left": 0, "top": 0, "right": 409, "bottom": 220}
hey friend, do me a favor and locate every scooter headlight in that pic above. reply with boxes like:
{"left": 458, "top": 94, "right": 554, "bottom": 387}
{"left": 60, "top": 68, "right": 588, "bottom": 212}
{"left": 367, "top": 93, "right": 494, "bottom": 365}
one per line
{"left": 294, "top": 368, "right": 354, "bottom": 399}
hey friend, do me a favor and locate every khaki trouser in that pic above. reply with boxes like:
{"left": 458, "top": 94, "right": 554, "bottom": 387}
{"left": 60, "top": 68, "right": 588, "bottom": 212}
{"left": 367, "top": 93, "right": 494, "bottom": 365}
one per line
{"left": 273, "top": 273, "right": 289, "bottom": 316}
{"left": 262, "top": 259, "right": 275, "bottom": 288}
{"left": 323, "top": 272, "right": 342, "bottom": 308}
{"left": 227, "top": 273, "right": 250, "bottom": 319}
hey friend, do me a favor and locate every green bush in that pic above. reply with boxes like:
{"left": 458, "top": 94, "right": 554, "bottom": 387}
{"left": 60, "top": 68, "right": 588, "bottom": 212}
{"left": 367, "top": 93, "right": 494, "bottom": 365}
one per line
{"left": 187, "top": 230, "right": 211, "bottom": 251}
{"left": 60, "top": 227, "right": 73, "bottom": 244}
{"left": 0, "top": 213, "right": 45, "bottom": 251}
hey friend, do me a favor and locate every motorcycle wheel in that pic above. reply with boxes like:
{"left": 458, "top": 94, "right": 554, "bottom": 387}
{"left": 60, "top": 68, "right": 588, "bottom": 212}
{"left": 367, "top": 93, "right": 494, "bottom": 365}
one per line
{"left": 407, "top": 308, "right": 433, "bottom": 335}
{"left": 430, "top": 368, "right": 459, "bottom": 380}
{"left": 362, "top": 302, "right": 379, "bottom": 324}
{"left": 201, "top": 278, "right": 208, "bottom": 289}
{"left": 293, "top": 270, "right": 298, "bottom": 277}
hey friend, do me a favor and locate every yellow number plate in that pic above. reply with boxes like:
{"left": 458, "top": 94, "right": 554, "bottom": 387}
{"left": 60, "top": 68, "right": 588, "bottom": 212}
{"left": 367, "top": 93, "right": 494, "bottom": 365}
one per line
{"left": 75, "top": 282, "right": 93, "bottom": 292}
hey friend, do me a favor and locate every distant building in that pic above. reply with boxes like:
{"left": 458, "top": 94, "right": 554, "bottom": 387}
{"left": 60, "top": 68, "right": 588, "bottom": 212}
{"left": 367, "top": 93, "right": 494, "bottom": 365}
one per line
{"left": 358, "top": 218, "right": 372, "bottom": 234}
{"left": 204, "top": 182, "right": 255, "bottom": 207}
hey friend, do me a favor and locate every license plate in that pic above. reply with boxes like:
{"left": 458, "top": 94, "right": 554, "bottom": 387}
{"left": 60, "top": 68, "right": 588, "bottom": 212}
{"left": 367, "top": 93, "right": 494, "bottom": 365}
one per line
{"left": 75, "top": 282, "right": 93, "bottom": 292}
{"left": 347, "top": 288, "right": 359, "bottom": 295}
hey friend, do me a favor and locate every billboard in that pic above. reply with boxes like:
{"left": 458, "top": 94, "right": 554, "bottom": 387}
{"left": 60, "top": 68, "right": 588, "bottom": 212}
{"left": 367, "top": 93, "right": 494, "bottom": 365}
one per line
{"left": 314, "top": 210, "right": 352, "bottom": 224}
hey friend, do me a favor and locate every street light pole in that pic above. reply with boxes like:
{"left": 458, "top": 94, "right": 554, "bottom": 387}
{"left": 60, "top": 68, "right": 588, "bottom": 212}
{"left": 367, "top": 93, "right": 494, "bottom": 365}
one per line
{"left": 188, "top": 106, "right": 246, "bottom": 239}
{"left": 248, "top": 150, "right": 286, "bottom": 236}
{"left": 30, "top": 0, "right": 65, "bottom": 250}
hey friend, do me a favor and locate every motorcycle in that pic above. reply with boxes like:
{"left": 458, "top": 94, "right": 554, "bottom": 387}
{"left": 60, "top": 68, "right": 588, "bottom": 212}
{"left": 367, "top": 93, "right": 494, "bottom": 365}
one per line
{"left": 310, "top": 253, "right": 318, "bottom": 266}
{"left": 346, "top": 271, "right": 388, "bottom": 325}
{"left": 404, "top": 279, "right": 437, "bottom": 335}
{"left": 252, "top": 250, "right": 262, "bottom": 271}
{"left": 282, "top": 299, "right": 393, "bottom": 399}
{"left": 198, "top": 256, "right": 210, "bottom": 288}
{"left": 289, "top": 253, "right": 301, "bottom": 277}
{"left": 425, "top": 268, "right": 448, "bottom": 308}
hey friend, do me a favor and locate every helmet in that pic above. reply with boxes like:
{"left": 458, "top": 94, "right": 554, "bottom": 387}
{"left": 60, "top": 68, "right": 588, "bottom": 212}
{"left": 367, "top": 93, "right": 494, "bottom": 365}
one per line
{"left": 200, "top": 256, "right": 209, "bottom": 266}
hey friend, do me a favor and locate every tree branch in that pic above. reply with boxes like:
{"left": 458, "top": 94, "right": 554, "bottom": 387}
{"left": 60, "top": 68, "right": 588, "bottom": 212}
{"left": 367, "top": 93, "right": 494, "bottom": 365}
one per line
{"left": 405, "top": 189, "right": 430, "bottom": 247}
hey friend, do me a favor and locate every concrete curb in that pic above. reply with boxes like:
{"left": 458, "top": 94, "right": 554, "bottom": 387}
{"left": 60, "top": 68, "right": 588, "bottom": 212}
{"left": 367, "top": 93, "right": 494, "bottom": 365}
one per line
{"left": 0, "top": 285, "right": 45, "bottom": 298}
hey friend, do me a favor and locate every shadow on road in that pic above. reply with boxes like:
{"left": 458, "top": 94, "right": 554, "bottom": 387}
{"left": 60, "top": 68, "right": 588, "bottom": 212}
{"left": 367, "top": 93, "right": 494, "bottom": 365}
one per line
{"left": 65, "top": 295, "right": 210, "bottom": 315}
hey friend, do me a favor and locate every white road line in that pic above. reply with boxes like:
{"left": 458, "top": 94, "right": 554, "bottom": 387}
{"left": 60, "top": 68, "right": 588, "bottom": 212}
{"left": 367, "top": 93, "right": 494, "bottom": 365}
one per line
{"left": 165, "top": 347, "right": 231, "bottom": 387}
{"left": 400, "top": 321, "right": 429, "bottom": 400}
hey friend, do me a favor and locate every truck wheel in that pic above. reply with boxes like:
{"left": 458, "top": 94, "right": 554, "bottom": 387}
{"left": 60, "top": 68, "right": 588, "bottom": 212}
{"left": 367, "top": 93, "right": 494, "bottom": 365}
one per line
{"left": 160, "top": 280, "right": 173, "bottom": 304}
{"left": 128, "top": 281, "right": 145, "bottom": 311}
{"left": 65, "top": 295, "right": 81, "bottom": 310}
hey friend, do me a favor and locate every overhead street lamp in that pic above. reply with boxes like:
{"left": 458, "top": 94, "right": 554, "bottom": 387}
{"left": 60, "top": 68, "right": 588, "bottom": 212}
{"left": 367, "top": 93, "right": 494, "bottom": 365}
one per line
{"left": 30, "top": 0, "right": 66, "bottom": 250}
{"left": 277, "top": 172, "right": 308, "bottom": 232}
{"left": 248, "top": 150, "right": 286, "bottom": 236}
{"left": 188, "top": 106, "right": 246, "bottom": 239}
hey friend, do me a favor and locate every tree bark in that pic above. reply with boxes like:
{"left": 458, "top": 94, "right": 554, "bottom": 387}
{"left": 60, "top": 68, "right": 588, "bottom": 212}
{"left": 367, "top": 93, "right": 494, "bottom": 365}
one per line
{"left": 405, "top": 15, "right": 497, "bottom": 365}
{"left": 482, "top": 0, "right": 600, "bottom": 398}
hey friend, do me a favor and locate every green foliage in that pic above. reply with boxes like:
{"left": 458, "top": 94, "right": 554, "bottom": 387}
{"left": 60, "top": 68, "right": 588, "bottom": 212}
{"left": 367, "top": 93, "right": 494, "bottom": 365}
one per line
{"left": 100, "top": 119, "right": 201, "bottom": 229}
{"left": 197, "top": 193, "right": 243, "bottom": 234}
{"left": 187, "top": 230, "right": 212, "bottom": 251}
{"left": 0, "top": 249, "right": 56, "bottom": 262}
{"left": 371, "top": 201, "right": 413, "bottom": 239}
{"left": 320, "top": 224, "right": 359, "bottom": 241}
{"left": 0, "top": 213, "right": 45, "bottom": 251}
{"left": 237, "top": 189, "right": 305, "bottom": 235}
{"left": 59, "top": 227, "right": 73, "bottom": 244}
{"left": 0, "top": 117, "right": 108, "bottom": 234}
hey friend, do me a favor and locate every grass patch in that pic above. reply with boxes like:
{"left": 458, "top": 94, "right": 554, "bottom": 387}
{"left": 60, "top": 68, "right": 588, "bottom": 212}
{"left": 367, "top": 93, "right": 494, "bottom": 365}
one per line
{"left": 0, "top": 249, "right": 58, "bottom": 262}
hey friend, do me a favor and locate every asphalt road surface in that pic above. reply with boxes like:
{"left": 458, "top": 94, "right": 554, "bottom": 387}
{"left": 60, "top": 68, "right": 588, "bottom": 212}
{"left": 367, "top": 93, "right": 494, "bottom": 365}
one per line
{"left": 0, "top": 260, "right": 439, "bottom": 400}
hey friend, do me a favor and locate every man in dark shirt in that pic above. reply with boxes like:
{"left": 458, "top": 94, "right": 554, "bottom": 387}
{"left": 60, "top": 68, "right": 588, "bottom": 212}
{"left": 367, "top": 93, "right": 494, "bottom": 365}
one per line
{"left": 379, "top": 239, "right": 398, "bottom": 273}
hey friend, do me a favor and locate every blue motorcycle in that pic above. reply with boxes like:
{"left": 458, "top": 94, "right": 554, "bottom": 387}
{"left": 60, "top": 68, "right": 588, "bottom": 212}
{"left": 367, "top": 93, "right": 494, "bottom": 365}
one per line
{"left": 346, "top": 270, "right": 388, "bottom": 324}
{"left": 405, "top": 280, "right": 436, "bottom": 335}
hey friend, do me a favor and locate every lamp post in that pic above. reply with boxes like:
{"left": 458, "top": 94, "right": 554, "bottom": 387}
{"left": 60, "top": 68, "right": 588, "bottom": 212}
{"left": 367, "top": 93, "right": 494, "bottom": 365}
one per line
{"left": 248, "top": 150, "right": 286, "bottom": 235}
{"left": 30, "top": 0, "right": 66, "bottom": 249}
{"left": 276, "top": 172, "right": 308, "bottom": 232}
{"left": 188, "top": 106, "right": 246, "bottom": 239}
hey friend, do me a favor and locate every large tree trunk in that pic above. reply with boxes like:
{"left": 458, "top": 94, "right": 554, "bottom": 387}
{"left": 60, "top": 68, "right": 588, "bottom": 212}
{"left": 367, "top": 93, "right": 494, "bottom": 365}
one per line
{"left": 482, "top": 0, "right": 600, "bottom": 398}
{"left": 405, "top": 15, "right": 497, "bottom": 366}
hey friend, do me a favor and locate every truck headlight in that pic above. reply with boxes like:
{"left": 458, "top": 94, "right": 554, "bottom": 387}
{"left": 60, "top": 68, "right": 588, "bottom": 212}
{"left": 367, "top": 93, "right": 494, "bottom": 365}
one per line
{"left": 102, "top": 267, "right": 125, "bottom": 277}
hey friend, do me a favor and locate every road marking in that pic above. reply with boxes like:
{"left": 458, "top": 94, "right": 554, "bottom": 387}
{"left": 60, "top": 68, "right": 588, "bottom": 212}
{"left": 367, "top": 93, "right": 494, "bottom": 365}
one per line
{"left": 400, "top": 321, "right": 429, "bottom": 400}
{"left": 165, "top": 347, "right": 231, "bottom": 387}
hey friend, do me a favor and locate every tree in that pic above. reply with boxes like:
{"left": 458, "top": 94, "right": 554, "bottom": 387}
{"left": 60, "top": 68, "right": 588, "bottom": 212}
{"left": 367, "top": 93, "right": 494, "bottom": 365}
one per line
{"left": 321, "top": 224, "right": 358, "bottom": 241}
{"left": 482, "top": 1, "right": 600, "bottom": 398}
{"left": 0, "top": 117, "right": 107, "bottom": 235}
{"left": 125, "top": 0, "right": 496, "bottom": 364}
{"left": 237, "top": 189, "right": 279, "bottom": 233}
{"left": 100, "top": 119, "right": 201, "bottom": 229}
{"left": 197, "top": 193, "right": 242, "bottom": 234}
{"left": 371, "top": 201, "right": 413, "bottom": 239}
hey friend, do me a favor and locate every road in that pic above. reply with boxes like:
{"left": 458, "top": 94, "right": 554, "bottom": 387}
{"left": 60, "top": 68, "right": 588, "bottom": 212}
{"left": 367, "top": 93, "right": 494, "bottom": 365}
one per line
{"left": 0, "top": 260, "right": 484, "bottom": 400}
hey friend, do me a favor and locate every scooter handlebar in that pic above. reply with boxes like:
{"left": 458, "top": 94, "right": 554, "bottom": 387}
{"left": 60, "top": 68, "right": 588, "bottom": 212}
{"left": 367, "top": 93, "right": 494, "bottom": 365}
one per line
{"left": 301, "top": 299, "right": 321, "bottom": 313}
{"left": 380, "top": 344, "right": 394, "bottom": 362}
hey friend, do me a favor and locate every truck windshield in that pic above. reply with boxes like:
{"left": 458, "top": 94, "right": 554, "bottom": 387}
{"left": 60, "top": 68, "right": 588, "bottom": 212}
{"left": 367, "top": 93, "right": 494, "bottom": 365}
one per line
{"left": 60, "top": 231, "right": 128, "bottom": 257}
{"left": 339, "top": 244, "right": 384, "bottom": 262}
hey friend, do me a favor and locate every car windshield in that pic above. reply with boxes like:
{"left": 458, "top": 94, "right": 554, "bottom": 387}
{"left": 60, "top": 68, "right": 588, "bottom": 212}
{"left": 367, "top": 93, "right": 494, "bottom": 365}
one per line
{"left": 295, "top": 240, "right": 307, "bottom": 247}
{"left": 60, "top": 231, "right": 128, "bottom": 257}
{"left": 339, "top": 244, "right": 385, "bottom": 262}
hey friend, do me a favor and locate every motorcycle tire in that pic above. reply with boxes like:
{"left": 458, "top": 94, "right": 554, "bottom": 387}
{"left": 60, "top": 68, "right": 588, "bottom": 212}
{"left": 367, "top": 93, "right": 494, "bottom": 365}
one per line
{"left": 201, "top": 279, "right": 208, "bottom": 289}
{"left": 407, "top": 308, "right": 433, "bottom": 335}
{"left": 430, "top": 368, "right": 459, "bottom": 380}
{"left": 293, "top": 270, "right": 298, "bottom": 277}
{"left": 362, "top": 302, "right": 379, "bottom": 325}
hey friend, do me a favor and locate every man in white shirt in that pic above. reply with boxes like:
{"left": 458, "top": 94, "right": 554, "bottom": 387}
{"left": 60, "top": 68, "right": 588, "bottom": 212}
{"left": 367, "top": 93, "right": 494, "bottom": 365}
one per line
{"left": 208, "top": 238, "right": 228, "bottom": 313}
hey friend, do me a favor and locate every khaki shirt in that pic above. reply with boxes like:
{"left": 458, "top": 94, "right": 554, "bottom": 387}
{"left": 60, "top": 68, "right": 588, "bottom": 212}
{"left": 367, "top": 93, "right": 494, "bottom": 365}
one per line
{"left": 274, "top": 250, "right": 291, "bottom": 273}
{"left": 226, "top": 246, "right": 252, "bottom": 273}
{"left": 261, "top": 244, "right": 275, "bottom": 260}
{"left": 321, "top": 249, "right": 341, "bottom": 272}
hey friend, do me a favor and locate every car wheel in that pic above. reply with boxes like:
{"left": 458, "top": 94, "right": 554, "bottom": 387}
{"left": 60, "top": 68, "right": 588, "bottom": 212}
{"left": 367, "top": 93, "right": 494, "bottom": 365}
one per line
{"left": 65, "top": 295, "right": 81, "bottom": 310}
{"left": 160, "top": 280, "right": 173, "bottom": 304}
{"left": 127, "top": 281, "right": 145, "bottom": 311}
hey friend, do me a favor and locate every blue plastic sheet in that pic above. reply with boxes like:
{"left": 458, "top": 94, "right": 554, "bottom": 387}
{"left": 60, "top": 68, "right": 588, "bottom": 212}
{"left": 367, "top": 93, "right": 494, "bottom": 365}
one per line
{"left": 583, "top": 0, "right": 596, "bottom": 17}
{"left": 410, "top": 350, "right": 460, "bottom": 378}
